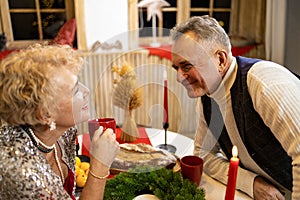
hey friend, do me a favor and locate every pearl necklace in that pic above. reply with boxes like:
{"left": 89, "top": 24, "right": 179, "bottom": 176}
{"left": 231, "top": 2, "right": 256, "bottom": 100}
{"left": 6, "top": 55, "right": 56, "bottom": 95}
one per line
{"left": 24, "top": 127, "right": 65, "bottom": 184}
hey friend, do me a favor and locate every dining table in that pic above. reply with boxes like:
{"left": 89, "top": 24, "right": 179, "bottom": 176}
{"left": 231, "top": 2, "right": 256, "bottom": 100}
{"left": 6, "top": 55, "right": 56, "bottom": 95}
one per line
{"left": 77, "top": 127, "right": 252, "bottom": 200}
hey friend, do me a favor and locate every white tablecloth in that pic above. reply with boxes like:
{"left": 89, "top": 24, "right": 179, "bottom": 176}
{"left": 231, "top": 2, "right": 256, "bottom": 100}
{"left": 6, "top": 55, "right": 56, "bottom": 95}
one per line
{"left": 77, "top": 128, "right": 252, "bottom": 199}
{"left": 146, "top": 128, "right": 252, "bottom": 200}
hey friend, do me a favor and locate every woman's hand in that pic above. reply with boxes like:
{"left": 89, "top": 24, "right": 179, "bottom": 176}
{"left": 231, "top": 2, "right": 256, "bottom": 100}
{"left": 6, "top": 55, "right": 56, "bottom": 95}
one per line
{"left": 253, "top": 176, "right": 285, "bottom": 200}
{"left": 80, "top": 127, "right": 120, "bottom": 200}
{"left": 89, "top": 126, "right": 120, "bottom": 168}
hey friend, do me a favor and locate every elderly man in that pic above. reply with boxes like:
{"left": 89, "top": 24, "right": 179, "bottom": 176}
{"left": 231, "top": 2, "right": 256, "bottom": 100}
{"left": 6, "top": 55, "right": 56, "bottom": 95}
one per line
{"left": 171, "top": 15, "right": 300, "bottom": 200}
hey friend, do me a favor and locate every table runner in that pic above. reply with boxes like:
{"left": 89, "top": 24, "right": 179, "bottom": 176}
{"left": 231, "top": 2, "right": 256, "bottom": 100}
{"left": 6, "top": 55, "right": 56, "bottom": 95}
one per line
{"left": 77, "top": 127, "right": 152, "bottom": 157}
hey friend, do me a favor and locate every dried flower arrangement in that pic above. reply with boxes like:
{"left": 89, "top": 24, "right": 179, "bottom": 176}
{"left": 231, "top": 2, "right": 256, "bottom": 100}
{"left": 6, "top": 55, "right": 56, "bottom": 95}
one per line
{"left": 112, "top": 63, "right": 143, "bottom": 142}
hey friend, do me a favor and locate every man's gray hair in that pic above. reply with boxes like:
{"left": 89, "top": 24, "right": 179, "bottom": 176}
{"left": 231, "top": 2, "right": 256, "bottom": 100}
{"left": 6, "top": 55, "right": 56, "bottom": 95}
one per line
{"left": 170, "top": 15, "right": 231, "bottom": 53}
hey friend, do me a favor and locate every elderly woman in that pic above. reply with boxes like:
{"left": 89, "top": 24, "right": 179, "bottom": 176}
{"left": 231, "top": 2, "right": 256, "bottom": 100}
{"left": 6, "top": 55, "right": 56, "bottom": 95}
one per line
{"left": 0, "top": 44, "right": 120, "bottom": 199}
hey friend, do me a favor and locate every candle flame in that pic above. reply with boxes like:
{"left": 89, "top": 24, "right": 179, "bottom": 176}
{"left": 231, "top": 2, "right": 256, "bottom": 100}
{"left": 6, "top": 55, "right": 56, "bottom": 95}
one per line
{"left": 232, "top": 145, "right": 238, "bottom": 157}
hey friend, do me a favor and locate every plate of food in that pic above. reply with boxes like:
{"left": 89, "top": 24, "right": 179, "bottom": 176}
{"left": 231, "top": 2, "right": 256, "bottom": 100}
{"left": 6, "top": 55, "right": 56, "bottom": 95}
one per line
{"left": 110, "top": 143, "right": 178, "bottom": 174}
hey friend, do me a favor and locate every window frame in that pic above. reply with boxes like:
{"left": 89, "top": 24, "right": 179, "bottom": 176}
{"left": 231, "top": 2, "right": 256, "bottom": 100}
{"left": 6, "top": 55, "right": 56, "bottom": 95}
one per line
{"left": 132, "top": 0, "right": 234, "bottom": 44}
{"left": 0, "top": 0, "right": 74, "bottom": 49}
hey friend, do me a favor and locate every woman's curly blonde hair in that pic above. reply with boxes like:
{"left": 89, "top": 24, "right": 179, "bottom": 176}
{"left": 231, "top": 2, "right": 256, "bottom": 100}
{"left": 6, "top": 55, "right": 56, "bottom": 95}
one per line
{"left": 0, "top": 44, "right": 84, "bottom": 126}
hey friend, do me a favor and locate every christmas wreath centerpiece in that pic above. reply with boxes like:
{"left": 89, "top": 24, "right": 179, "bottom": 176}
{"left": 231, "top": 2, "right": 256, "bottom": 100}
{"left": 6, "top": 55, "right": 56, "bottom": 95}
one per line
{"left": 104, "top": 167, "right": 206, "bottom": 200}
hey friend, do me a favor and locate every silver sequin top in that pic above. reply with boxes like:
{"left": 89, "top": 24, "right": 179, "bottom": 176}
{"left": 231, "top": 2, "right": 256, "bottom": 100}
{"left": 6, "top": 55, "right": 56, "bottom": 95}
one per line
{"left": 0, "top": 125, "right": 77, "bottom": 199}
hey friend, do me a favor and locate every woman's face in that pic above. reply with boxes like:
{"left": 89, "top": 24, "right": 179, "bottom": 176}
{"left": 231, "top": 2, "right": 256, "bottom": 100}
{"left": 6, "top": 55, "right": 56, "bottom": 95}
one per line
{"left": 51, "top": 68, "right": 90, "bottom": 128}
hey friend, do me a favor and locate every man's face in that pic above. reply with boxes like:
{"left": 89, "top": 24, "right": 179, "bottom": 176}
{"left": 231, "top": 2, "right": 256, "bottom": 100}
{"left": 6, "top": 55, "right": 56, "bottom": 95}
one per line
{"left": 172, "top": 32, "right": 222, "bottom": 98}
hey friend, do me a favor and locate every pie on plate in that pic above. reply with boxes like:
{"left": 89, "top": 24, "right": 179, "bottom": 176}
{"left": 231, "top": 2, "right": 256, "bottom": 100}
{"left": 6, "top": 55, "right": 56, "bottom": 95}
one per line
{"left": 110, "top": 143, "right": 177, "bottom": 173}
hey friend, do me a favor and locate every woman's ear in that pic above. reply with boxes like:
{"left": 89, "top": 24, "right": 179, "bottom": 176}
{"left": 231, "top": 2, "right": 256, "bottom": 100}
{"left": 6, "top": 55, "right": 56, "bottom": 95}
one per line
{"left": 216, "top": 50, "right": 229, "bottom": 76}
{"left": 36, "top": 109, "right": 52, "bottom": 125}
{"left": 35, "top": 110, "right": 56, "bottom": 131}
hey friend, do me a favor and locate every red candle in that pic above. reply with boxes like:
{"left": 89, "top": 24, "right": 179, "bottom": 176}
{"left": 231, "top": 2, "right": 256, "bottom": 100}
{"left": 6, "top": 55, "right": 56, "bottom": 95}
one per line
{"left": 225, "top": 145, "right": 239, "bottom": 200}
{"left": 163, "top": 70, "right": 168, "bottom": 124}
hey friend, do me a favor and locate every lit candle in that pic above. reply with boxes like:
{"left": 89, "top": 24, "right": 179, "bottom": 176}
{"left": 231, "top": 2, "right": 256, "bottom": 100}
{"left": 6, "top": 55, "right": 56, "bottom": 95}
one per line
{"left": 225, "top": 145, "right": 239, "bottom": 200}
{"left": 163, "top": 69, "right": 168, "bottom": 125}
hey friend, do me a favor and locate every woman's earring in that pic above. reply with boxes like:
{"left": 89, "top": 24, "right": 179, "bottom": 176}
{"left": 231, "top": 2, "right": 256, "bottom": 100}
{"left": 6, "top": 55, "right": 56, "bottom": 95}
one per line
{"left": 49, "top": 121, "right": 56, "bottom": 131}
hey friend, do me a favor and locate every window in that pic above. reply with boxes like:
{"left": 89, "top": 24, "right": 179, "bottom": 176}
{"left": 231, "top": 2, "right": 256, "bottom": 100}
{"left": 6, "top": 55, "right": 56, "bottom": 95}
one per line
{"left": 134, "top": 0, "right": 233, "bottom": 39}
{"left": 0, "top": 0, "right": 74, "bottom": 49}
{"left": 138, "top": 0, "right": 178, "bottom": 37}
{"left": 190, "top": 0, "right": 232, "bottom": 33}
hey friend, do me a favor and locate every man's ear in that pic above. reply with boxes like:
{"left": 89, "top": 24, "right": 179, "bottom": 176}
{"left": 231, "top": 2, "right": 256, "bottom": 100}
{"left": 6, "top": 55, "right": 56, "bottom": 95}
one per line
{"left": 216, "top": 50, "right": 229, "bottom": 76}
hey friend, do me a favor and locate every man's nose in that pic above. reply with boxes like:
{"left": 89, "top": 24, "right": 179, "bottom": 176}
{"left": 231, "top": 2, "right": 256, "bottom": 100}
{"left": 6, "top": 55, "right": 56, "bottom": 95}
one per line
{"left": 176, "top": 69, "right": 188, "bottom": 83}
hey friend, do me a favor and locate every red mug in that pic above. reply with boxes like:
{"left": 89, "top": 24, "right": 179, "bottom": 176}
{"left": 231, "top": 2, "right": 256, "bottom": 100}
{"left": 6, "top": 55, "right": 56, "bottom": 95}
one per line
{"left": 180, "top": 155, "right": 204, "bottom": 186}
{"left": 88, "top": 118, "right": 116, "bottom": 140}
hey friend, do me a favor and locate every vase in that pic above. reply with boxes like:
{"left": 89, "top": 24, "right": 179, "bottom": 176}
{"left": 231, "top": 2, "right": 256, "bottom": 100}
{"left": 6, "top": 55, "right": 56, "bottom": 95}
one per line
{"left": 121, "top": 109, "right": 138, "bottom": 142}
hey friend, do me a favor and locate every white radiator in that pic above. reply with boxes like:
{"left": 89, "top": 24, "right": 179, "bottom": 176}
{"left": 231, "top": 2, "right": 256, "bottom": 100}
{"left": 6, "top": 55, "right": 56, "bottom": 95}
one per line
{"left": 77, "top": 50, "right": 198, "bottom": 136}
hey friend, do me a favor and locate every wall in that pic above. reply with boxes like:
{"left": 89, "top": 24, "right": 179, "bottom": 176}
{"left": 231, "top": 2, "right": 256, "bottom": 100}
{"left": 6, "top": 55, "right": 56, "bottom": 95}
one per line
{"left": 284, "top": 0, "right": 300, "bottom": 74}
{"left": 76, "top": 51, "right": 198, "bottom": 136}
{"left": 75, "top": 0, "right": 129, "bottom": 51}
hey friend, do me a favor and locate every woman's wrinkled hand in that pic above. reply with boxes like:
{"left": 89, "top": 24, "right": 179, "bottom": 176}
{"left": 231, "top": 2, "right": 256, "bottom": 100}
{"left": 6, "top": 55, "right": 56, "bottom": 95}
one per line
{"left": 253, "top": 176, "right": 285, "bottom": 200}
{"left": 89, "top": 126, "right": 120, "bottom": 168}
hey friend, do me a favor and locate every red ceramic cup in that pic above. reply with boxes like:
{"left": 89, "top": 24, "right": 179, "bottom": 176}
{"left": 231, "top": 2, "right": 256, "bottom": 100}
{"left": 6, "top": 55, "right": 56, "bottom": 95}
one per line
{"left": 88, "top": 118, "right": 116, "bottom": 140}
{"left": 180, "top": 155, "right": 204, "bottom": 186}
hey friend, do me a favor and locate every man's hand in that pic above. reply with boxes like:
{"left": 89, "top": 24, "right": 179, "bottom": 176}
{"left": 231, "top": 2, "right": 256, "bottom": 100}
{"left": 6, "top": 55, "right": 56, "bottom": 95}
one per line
{"left": 253, "top": 176, "right": 285, "bottom": 200}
